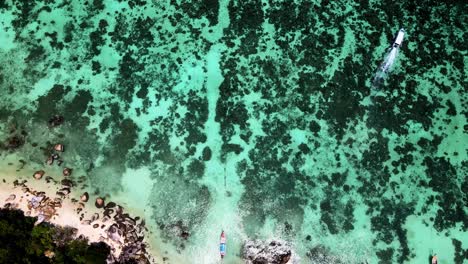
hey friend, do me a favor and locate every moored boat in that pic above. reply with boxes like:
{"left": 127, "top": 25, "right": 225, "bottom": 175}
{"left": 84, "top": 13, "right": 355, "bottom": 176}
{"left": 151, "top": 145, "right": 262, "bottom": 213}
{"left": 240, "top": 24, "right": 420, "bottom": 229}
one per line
{"left": 220, "top": 230, "right": 226, "bottom": 259}
{"left": 392, "top": 28, "right": 405, "bottom": 48}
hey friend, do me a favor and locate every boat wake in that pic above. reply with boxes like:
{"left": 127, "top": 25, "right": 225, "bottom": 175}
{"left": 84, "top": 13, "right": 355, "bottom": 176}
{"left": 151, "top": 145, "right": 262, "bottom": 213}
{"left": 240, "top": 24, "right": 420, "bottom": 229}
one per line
{"left": 372, "top": 28, "right": 405, "bottom": 89}
{"left": 372, "top": 47, "right": 399, "bottom": 88}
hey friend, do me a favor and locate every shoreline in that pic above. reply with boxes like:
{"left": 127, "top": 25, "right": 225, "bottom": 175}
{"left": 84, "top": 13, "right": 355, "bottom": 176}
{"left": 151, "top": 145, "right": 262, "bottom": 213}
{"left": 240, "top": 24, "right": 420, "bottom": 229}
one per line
{"left": 0, "top": 163, "right": 158, "bottom": 263}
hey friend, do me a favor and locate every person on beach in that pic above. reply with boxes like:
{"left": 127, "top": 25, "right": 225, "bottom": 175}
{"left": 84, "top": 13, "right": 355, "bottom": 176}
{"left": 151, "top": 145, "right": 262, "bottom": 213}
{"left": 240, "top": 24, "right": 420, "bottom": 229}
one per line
{"left": 431, "top": 254, "right": 437, "bottom": 264}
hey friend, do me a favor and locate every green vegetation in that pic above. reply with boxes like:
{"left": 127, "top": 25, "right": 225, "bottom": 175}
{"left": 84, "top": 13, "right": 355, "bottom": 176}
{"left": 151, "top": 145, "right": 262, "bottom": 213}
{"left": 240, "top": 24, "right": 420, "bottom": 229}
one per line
{"left": 0, "top": 208, "right": 110, "bottom": 264}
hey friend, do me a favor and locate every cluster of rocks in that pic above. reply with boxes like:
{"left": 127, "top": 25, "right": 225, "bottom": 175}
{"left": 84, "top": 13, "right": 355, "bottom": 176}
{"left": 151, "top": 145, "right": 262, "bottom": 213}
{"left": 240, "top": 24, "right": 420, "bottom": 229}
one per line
{"left": 243, "top": 239, "right": 295, "bottom": 264}
{"left": 96, "top": 199, "right": 149, "bottom": 263}
{"left": 8, "top": 180, "right": 61, "bottom": 225}
{"left": 73, "top": 194, "right": 150, "bottom": 263}
{"left": 45, "top": 144, "right": 65, "bottom": 166}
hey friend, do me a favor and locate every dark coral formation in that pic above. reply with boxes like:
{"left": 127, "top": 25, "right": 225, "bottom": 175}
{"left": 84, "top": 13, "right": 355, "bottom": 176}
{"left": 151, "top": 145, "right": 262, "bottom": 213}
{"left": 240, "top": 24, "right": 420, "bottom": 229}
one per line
{"left": 424, "top": 157, "right": 467, "bottom": 232}
{"left": 307, "top": 245, "right": 343, "bottom": 264}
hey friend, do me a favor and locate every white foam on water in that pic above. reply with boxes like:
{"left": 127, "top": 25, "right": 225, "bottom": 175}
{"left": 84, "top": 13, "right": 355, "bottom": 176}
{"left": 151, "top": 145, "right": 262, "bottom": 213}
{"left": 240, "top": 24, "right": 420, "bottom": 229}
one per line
{"left": 381, "top": 47, "right": 398, "bottom": 74}
{"left": 371, "top": 37, "right": 404, "bottom": 91}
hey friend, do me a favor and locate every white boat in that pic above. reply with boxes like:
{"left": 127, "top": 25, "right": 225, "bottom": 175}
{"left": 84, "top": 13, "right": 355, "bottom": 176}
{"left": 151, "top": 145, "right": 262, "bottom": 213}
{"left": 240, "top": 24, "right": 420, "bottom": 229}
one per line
{"left": 393, "top": 28, "right": 405, "bottom": 48}
{"left": 220, "top": 230, "right": 226, "bottom": 259}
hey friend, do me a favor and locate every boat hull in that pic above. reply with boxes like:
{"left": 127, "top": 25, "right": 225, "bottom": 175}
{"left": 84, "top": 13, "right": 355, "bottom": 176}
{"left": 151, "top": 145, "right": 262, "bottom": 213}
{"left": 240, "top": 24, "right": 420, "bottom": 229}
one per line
{"left": 220, "top": 231, "right": 226, "bottom": 258}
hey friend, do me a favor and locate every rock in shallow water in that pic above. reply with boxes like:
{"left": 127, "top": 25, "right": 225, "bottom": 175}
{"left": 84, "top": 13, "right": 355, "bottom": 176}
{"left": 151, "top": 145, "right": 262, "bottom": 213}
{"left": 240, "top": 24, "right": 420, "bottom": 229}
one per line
{"left": 243, "top": 239, "right": 294, "bottom": 264}
{"left": 46, "top": 156, "right": 54, "bottom": 165}
{"left": 33, "top": 170, "right": 45, "bottom": 180}
{"left": 62, "top": 167, "right": 72, "bottom": 177}
{"left": 105, "top": 202, "right": 116, "bottom": 209}
{"left": 95, "top": 197, "right": 105, "bottom": 208}
{"left": 54, "top": 144, "right": 64, "bottom": 152}
{"left": 80, "top": 192, "right": 89, "bottom": 202}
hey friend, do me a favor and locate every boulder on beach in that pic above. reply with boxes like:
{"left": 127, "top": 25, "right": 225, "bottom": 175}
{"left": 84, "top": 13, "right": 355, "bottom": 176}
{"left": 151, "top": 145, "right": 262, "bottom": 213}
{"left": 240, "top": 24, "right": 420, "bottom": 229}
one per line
{"left": 33, "top": 170, "right": 45, "bottom": 180}
{"left": 105, "top": 202, "right": 116, "bottom": 209}
{"left": 243, "top": 239, "right": 293, "bottom": 264}
{"left": 103, "top": 209, "right": 114, "bottom": 217}
{"left": 35, "top": 213, "right": 46, "bottom": 225}
{"left": 59, "top": 187, "right": 70, "bottom": 195}
{"left": 80, "top": 192, "right": 89, "bottom": 202}
{"left": 45, "top": 176, "right": 55, "bottom": 183}
{"left": 61, "top": 179, "right": 73, "bottom": 187}
{"left": 95, "top": 197, "right": 105, "bottom": 208}
{"left": 5, "top": 194, "right": 16, "bottom": 202}
{"left": 91, "top": 213, "right": 100, "bottom": 222}
{"left": 115, "top": 205, "right": 123, "bottom": 215}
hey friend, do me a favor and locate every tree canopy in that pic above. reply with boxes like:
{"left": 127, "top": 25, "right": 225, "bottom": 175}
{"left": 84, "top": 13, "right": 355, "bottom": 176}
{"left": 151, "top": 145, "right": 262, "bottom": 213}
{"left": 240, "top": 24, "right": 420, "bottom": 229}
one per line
{"left": 0, "top": 208, "right": 110, "bottom": 264}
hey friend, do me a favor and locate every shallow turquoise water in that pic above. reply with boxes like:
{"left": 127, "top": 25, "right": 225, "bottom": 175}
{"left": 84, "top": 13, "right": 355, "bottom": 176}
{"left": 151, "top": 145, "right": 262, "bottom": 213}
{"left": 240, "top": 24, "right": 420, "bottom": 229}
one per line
{"left": 0, "top": 0, "right": 467, "bottom": 263}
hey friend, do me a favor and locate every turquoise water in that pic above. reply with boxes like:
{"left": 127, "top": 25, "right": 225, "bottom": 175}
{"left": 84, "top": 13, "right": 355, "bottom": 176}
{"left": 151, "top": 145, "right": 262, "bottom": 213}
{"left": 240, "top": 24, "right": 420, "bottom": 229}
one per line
{"left": 0, "top": 0, "right": 467, "bottom": 263}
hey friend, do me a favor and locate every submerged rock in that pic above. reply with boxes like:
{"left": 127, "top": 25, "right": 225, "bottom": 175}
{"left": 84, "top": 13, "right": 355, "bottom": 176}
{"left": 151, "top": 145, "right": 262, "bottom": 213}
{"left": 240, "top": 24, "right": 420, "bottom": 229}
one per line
{"left": 62, "top": 168, "right": 72, "bottom": 177}
{"left": 306, "top": 245, "right": 342, "bottom": 264}
{"left": 48, "top": 115, "right": 64, "bottom": 127}
{"left": 54, "top": 144, "right": 64, "bottom": 152}
{"left": 243, "top": 239, "right": 293, "bottom": 264}
{"left": 46, "top": 156, "right": 54, "bottom": 165}
{"left": 5, "top": 135, "right": 24, "bottom": 150}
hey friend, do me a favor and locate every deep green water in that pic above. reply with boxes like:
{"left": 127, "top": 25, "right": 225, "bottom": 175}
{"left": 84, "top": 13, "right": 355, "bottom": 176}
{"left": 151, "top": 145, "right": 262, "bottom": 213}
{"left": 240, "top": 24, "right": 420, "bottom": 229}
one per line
{"left": 0, "top": 0, "right": 467, "bottom": 263}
